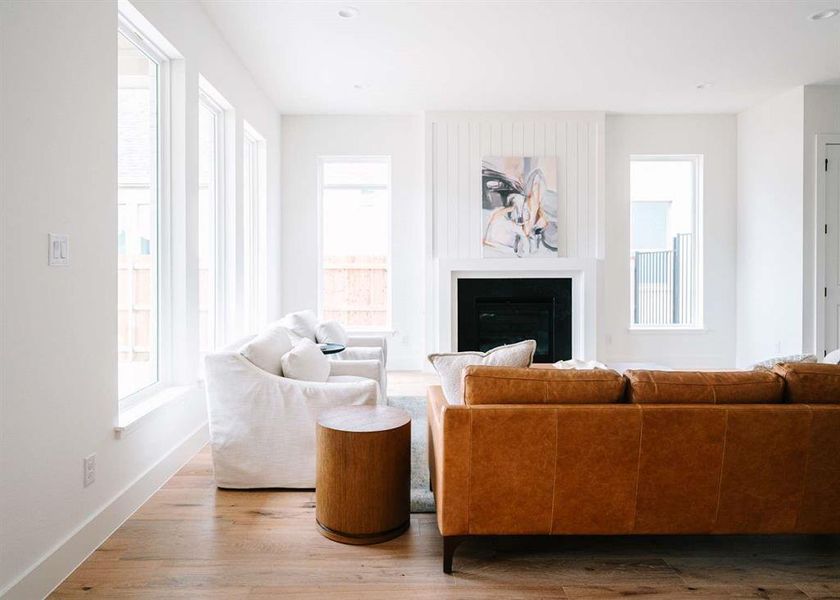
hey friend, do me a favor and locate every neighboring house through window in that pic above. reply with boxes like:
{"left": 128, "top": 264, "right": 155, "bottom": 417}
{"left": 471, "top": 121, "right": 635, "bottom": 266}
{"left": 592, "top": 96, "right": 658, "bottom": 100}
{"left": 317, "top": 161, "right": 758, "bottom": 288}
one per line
{"left": 630, "top": 155, "right": 702, "bottom": 328}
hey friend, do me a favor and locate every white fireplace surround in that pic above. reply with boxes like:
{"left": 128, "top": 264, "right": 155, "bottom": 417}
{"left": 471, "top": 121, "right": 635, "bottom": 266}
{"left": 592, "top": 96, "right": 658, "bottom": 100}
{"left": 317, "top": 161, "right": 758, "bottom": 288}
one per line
{"left": 431, "top": 257, "right": 599, "bottom": 361}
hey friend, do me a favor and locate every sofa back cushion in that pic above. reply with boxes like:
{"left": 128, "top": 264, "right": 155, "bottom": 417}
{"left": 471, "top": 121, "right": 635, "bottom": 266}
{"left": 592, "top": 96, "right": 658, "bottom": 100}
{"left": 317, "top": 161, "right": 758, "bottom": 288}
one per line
{"left": 773, "top": 363, "right": 840, "bottom": 403}
{"left": 626, "top": 370, "right": 784, "bottom": 404}
{"left": 462, "top": 365, "right": 625, "bottom": 405}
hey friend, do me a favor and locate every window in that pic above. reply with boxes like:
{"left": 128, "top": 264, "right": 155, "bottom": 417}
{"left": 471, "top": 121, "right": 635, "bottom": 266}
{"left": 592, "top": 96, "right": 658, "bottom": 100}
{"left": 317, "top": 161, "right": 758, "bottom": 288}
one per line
{"left": 117, "top": 29, "right": 163, "bottom": 399}
{"left": 243, "top": 122, "right": 267, "bottom": 330}
{"left": 198, "top": 88, "right": 226, "bottom": 361}
{"left": 630, "top": 156, "right": 702, "bottom": 328}
{"left": 319, "top": 157, "right": 391, "bottom": 330}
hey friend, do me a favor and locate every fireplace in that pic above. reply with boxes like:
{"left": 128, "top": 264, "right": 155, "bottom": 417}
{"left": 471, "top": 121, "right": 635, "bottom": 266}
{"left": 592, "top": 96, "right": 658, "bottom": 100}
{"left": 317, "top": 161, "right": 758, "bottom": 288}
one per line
{"left": 457, "top": 278, "right": 572, "bottom": 363}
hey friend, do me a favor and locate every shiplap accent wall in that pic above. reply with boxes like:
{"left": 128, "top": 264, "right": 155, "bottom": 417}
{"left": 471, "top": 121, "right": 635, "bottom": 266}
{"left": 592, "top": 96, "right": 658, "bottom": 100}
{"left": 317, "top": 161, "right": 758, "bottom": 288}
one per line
{"left": 425, "top": 111, "right": 606, "bottom": 260}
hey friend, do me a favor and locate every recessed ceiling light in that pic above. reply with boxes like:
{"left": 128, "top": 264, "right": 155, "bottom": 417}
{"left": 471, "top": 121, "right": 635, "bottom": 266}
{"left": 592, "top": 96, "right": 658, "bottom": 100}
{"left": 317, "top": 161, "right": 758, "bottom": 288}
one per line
{"left": 338, "top": 6, "right": 359, "bottom": 18}
{"left": 696, "top": 82, "right": 713, "bottom": 90}
{"left": 809, "top": 8, "right": 839, "bottom": 20}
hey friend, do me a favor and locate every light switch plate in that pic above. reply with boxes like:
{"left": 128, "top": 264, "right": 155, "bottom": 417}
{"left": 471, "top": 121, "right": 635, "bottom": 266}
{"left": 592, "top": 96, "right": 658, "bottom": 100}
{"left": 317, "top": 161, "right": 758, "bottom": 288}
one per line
{"left": 48, "top": 234, "right": 70, "bottom": 266}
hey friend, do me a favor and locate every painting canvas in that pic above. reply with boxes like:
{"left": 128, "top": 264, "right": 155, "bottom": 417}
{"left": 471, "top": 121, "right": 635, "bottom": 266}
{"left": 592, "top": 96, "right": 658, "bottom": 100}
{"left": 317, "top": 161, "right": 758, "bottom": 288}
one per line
{"left": 481, "top": 156, "right": 558, "bottom": 257}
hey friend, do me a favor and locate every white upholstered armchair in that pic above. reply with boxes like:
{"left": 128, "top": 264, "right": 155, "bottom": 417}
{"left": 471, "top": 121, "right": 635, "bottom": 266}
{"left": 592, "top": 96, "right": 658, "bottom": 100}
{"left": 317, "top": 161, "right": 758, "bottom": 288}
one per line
{"left": 204, "top": 345, "right": 380, "bottom": 488}
{"left": 280, "top": 310, "right": 388, "bottom": 392}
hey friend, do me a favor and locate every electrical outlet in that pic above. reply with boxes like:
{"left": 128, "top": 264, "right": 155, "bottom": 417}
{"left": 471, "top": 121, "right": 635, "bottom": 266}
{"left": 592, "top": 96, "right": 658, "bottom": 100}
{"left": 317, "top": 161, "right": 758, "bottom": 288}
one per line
{"left": 83, "top": 453, "right": 96, "bottom": 487}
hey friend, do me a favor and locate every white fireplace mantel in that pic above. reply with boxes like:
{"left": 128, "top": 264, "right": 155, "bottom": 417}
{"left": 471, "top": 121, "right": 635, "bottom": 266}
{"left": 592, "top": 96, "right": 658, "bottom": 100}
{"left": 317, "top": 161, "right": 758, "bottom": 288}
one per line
{"left": 431, "top": 257, "right": 599, "bottom": 360}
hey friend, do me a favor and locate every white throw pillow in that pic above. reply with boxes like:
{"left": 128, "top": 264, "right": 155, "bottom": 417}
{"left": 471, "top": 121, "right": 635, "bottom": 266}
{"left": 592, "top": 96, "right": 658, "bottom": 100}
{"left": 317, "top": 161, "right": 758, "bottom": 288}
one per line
{"left": 280, "top": 338, "right": 331, "bottom": 382}
{"left": 823, "top": 349, "right": 840, "bottom": 364}
{"left": 553, "top": 359, "right": 609, "bottom": 370}
{"left": 278, "top": 310, "right": 319, "bottom": 342}
{"left": 427, "top": 340, "right": 536, "bottom": 404}
{"left": 239, "top": 322, "right": 294, "bottom": 375}
{"left": 316, "top": 320, "right": 348, "bottom": 346}
{"left": 751, "top": 353, "right": 818, "bottom": 371}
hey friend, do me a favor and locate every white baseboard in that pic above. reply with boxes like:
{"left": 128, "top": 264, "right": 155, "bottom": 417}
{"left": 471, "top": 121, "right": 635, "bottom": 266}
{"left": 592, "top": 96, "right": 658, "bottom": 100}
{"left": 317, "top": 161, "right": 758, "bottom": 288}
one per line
{"left": 1, "top": 422, "right": 209, "bottom": 600}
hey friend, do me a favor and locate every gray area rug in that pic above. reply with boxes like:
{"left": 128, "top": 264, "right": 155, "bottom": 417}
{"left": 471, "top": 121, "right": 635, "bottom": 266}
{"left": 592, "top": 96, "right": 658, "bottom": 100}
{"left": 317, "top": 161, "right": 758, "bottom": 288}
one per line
{"left": 386, "top": 396, "right": 436, "bottom": 513}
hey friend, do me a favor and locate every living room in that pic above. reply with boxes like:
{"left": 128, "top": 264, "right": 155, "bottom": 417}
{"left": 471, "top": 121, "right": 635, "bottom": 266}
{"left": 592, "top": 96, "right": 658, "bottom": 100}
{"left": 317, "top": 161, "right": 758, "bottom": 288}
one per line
{"left": 1, "top": 0, "right": 839, "bottom": 598}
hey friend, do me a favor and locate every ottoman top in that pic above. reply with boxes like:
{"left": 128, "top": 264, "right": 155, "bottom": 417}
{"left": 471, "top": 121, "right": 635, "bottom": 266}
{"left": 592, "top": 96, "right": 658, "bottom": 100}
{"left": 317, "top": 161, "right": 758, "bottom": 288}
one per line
{"left": 318, "top": 405, "right": 410, "bottom": 433}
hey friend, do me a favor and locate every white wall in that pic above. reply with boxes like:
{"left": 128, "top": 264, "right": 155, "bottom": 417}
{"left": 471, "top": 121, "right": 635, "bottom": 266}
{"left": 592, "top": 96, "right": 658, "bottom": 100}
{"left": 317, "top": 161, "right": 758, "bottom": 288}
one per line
{"left": 0, "top": 1, "right": 280, "bottom": 597}
{"left": 603, "top": 115, "right": 738, "bottom": 368}
{"left": 426, "top": 112, "right": 606, "bottom": 260}
{"left": 735, "top": 88, "right": 806, "bottom": 367}
{"left": 280, "top": 115, "right": 425, "bottom": 370}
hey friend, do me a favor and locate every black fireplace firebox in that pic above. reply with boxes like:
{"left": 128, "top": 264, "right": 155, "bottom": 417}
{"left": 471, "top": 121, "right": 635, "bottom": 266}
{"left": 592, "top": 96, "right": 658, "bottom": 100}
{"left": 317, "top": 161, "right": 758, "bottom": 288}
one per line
{"left": 457, "top": 278, "right": 572, "bottom": 363}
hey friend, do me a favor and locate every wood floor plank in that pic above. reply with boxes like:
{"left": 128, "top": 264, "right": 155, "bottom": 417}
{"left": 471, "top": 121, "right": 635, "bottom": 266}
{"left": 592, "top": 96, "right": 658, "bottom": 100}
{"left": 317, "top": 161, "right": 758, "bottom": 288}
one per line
{"left": 563, "top": 584, "right": 810, "bottom": 599}
{"left": 49, "top": 446, "right": 840, "bottom": 598}
{"left": 795, "top": 582, "right": 840, "bottom": 599}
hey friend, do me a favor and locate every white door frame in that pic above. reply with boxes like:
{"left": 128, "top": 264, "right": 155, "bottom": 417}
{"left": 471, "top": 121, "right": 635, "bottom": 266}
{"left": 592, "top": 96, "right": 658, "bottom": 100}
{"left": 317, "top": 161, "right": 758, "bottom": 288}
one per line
{"left": 814, "top": 134, "right": 840, "bottom": 357}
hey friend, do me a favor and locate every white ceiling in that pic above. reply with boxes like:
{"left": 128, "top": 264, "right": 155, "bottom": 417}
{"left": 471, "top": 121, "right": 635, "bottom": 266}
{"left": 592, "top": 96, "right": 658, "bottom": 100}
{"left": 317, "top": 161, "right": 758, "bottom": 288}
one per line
{"left": 200, "top": 0, "right": 840, "bottom": 115}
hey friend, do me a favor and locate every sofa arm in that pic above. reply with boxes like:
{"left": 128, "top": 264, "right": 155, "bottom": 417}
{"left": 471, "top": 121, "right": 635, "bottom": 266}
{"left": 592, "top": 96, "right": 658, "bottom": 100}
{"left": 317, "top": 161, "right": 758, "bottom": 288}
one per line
{"left": 346, "top": 334, "right": 388, "bottom": 362}
{"left": 427, "top": 385, "right": 471, "bottom": 536}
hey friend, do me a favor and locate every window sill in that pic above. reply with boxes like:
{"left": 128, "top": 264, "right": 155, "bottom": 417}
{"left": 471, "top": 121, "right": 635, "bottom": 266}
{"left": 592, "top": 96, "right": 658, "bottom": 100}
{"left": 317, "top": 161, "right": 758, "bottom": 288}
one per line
{"left": 115, "top": 384, "right": 199, "bottom": 438}
{"left": 627, "top": 326, "right": 708, "bottom": 334}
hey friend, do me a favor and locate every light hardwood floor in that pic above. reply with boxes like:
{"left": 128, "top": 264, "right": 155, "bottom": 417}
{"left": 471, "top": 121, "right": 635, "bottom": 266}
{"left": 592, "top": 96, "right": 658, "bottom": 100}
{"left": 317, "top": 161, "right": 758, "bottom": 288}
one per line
{"left": 52, "top": 447, "right": 840, "bottom": 599}
{"left": 387, "top": 370, "right": 440, "bottom": 397}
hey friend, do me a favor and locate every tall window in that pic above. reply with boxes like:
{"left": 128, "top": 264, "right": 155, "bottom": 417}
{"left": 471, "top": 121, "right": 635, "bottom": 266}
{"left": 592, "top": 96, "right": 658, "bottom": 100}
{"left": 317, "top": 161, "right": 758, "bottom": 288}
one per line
{"left": 243, "top": 123, "right": 267, "bottom": 330}
{"left": 118, "top": 30, "right": 162, "bottom": 399}
{"left": 630, "top": 156, "right": 702, "bottom": 328}
{"left": 198, "top": 90, "right": 225, "bottom": 359}
{"left": 319, "top": 157, "right": 391, "bottom": 330}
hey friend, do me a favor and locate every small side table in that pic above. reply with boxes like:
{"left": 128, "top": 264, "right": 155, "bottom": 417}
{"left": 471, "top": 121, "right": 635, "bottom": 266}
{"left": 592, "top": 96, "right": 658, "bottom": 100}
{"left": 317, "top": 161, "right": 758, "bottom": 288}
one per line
{"left": 319, "top": 343, "right": 345, "bottom": 355}
{"left": 316, "top": 405, "right": 411, "bottom": 545}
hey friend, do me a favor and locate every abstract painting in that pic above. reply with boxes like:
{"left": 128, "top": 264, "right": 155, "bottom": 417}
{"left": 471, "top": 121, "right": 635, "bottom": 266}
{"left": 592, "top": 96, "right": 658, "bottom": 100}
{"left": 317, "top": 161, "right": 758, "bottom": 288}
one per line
{"left": 481, "top": 156, "right": 558, "bottom": 258}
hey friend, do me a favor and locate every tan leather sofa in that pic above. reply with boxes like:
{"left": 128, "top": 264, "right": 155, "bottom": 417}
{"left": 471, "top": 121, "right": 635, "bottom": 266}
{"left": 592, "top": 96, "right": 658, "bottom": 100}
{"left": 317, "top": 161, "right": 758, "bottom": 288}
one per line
{"left": 427, "top": 363, "right": 840, "bottom": 573}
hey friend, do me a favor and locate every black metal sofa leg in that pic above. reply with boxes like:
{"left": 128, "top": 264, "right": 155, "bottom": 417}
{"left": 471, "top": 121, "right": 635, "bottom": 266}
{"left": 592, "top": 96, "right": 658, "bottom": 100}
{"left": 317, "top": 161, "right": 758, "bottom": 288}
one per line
{"left": 443, "top": 536, "right": 466, "bottom": 574}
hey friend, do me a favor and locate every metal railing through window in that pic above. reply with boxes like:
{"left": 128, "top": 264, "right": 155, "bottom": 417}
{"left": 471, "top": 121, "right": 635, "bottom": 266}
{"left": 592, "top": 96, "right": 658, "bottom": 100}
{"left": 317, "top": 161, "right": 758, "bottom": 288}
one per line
{"left": 632, "top": 233, "right": 694, "bottom": 326}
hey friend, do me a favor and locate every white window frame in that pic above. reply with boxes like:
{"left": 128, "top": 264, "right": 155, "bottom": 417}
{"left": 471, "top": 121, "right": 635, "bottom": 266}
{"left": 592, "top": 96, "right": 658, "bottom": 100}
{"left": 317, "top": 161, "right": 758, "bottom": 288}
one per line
{"left": 628, "top": 154, "right": 704, "bottom": 331}
{"left": 317, "top": 155, "right": 393, "bottom": 333}
{"left": 197, "top": 79, "right": 232, "bottom": 355}
{"left": 243, "top": 121, "right": 267, "bottom": 332}
{"left": 117, "top": 16, "right": 172, "bottom": 409}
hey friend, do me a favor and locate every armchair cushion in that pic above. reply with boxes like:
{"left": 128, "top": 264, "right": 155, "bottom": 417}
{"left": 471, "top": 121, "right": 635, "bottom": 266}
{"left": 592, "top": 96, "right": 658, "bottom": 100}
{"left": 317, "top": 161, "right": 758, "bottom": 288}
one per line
{"left": 328, "top": 358, "right": 382, "bottom": 382}
{"left": 239, "top": 322, "right": 293, "bottom": 375}
{"left": 280, "top": 339, "right": 330, "bottom": 382}
{"left": 326, "top": 375, "right": 371, "bottom": 384}
{"left": 316, "top": 320, "right": 348, "bottom": 345}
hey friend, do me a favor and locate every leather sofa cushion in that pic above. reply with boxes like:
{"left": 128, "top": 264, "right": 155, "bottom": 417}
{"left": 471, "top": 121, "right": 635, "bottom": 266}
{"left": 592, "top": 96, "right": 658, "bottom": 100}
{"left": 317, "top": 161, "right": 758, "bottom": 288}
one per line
{"left": 462, "top": 365, "right": 625, "bottom": 405}
{"left": 626, "top": 370, "right": 784, "bottom": 404}
{"left": 773, "top": 363, "right": 840, "bottom": 403}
